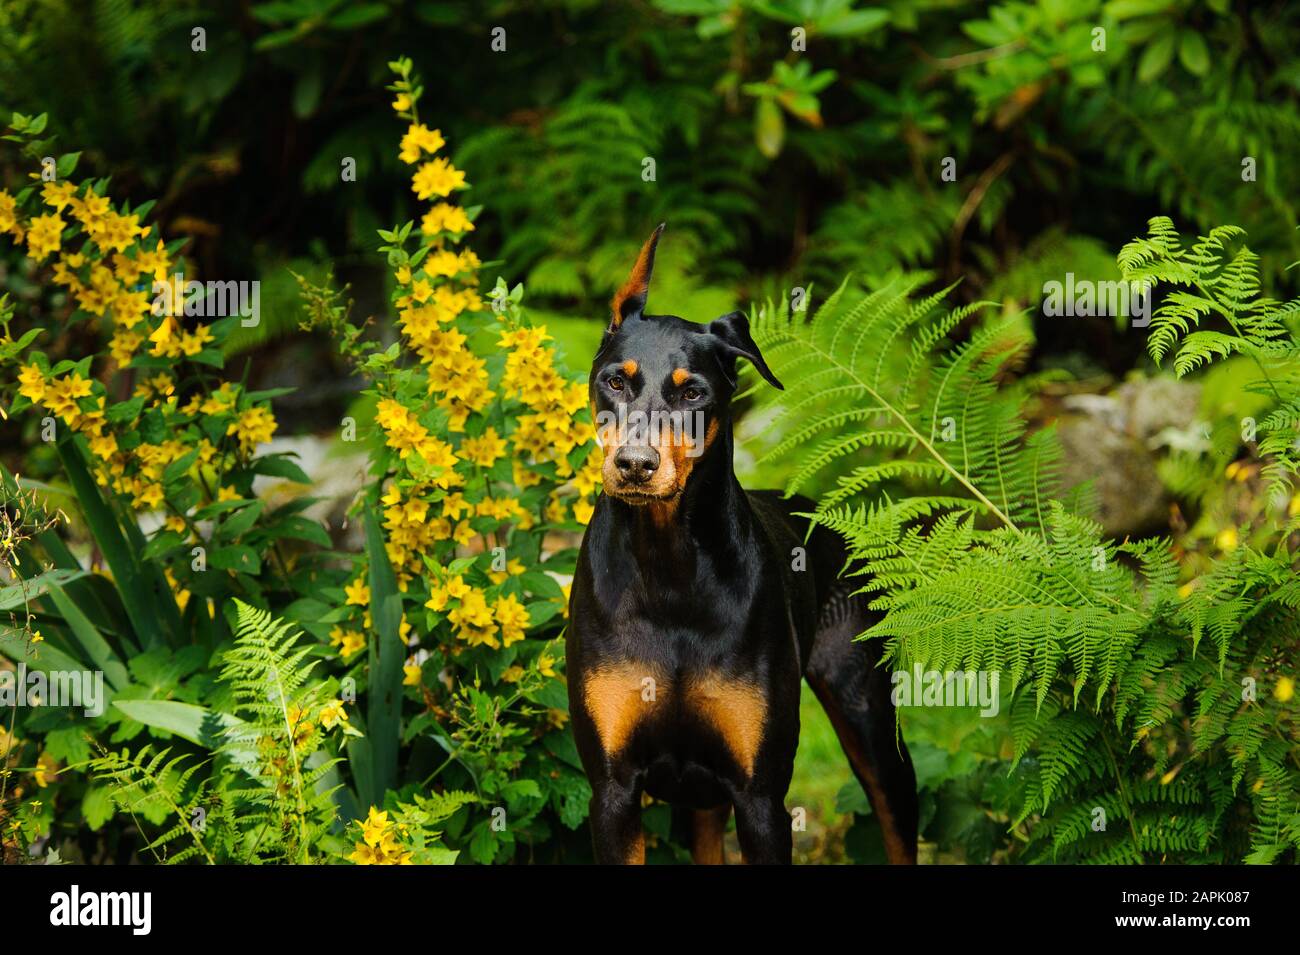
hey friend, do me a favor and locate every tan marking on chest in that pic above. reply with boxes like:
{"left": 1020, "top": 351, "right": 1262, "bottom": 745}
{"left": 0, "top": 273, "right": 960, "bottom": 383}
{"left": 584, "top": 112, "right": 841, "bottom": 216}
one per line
{"left": 687, "top": 674, "right": 767, "bottom": 776}
{"left": 583, "top": 663, "right": 665, "bottom": 755}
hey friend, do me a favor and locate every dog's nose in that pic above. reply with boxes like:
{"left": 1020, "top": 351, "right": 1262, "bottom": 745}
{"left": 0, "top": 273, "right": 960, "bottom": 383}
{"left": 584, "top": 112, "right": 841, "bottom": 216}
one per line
{"left": 614, "top": 445, "right": 659, "bottom": 484}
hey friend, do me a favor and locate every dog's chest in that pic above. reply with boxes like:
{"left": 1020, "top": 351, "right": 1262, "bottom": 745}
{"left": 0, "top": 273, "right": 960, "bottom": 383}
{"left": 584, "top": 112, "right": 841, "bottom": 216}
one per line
{"left": 580, "top": 658, "right": 768, "bottom": 778}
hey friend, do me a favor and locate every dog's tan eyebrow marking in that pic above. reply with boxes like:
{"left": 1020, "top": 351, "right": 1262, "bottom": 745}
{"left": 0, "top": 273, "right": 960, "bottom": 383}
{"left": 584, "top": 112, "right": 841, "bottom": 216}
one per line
{"left": 621, "top": 359, "right": 639, "bottom": 378}
{"left": 671, "top": 367, "right": 690, "bottom": 386}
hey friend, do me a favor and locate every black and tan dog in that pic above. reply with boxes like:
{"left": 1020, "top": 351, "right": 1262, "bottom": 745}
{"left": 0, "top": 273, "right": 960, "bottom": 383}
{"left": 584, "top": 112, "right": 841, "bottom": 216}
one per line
{"left": 567, "top": 225, "right": 918, "bottom": 865}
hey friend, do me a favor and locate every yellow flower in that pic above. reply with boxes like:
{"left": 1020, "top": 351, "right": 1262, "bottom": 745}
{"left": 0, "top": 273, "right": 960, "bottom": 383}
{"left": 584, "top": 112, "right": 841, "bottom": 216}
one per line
{"left": 344, "top": 577, "right": 370, "bottom": 607}
{"left": 149, "top": 314, "right": 180, "bottom": 355}
{"left": 493, "top": 593, "right": 530, "bottom": 647}
{"left": 319, "top": 699, "right": 348, "bottom": 729}
{"left": 109, "top": 328, "right": 144, "bottom": 365}
{"left": 89, "top": 432, "right": 119, "bottom": 460}
{"left": 537, "top": 650, "right": 557, "bottom": 678}
{"left": 459, "top": 426, "right": 506, "bottom": 468}
{"left": 349, "top": 841, "right": 383, "bottom": 865}
{"left": 411, "top": 158, "right": 466, "bottom": 200}
{"left": 361, "top": 807, "right": 390, "bottom": 846}
{"left": 488, "top": 558, "right": 526, "bottom": 585}
{"left": 17, "top": 364, "right": 46, "bottom": 403}
{"left": 1215, "top": 527, "right": 1238, "bottom": 552}
{"left": 30, "top": 629, "right": 44, "bottom": 645}
{"left": 226, "top": 406, "right": 277, "bottom": 454}
{"left": 391, "top": 92, "right": 412, "bottom": 113}
{"left": 0, "top": 190, "right": 20, "bottom": 236}
{"left": 41, "top": 180, "right": 77, "bottom": 212}
{"left": 329, "top": 626, "right": 367, "bottom": 658}
{"left": 26, "top": 213, "right": 65, "bottom": 259}
{"left": 449, "top": 588, "right": 497, "bottom": 646}
{"left": 34, "top": 752, "right": 59, "bottom": 787}
{"left": 403, "top": 663, "right": 422, "bottom": 686}
{"left": 398, "top": 123, "right": 445, "bottom": 163}
{"left": 1275, "top": 677, "right": 1295, "bottom": 703}
{"left": 422, "top": 203, "right": 474, "bottom": 235}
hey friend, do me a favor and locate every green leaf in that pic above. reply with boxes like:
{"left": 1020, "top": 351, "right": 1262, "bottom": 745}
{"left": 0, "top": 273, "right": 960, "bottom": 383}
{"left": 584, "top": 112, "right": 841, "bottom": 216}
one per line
{"left": 83, "top": 786, "right": 116, "bottom": 830}
{"left": 360, "top": 503, "right": 404, "bottom": 808}
{"left": 111, "top": 699, "right": 243, "bottom": 748}
{"left": 263, "top": 515, "right": 331, "bottom": 547}
{"left": 1178, "top": 30, "right": 1209, "bottom": 77}
{"left": 252, "top": 454, "right": 312, "bottom": 483}
{"left": 56, "top": 436, "right": 168, "bottom": 648}
{"left": 209, "top": 545, "right": 261, "bottom": 574}
{"left": 46, "top": 582, "right": 129, "bottom": 691}
{"left": 755, "top": 97, "right": 784, "bottom": 159}
{"left": 0, "top": 568, "right": 88, "bottom": 611}
{"left": 217, "top": 500, "right": 264, "bottom": 541}
{"left": 56, "top": 152, "right": 81, "bottom": 178}
{"left": 1138, "top": 33, "right": 1175, "bottom": 83}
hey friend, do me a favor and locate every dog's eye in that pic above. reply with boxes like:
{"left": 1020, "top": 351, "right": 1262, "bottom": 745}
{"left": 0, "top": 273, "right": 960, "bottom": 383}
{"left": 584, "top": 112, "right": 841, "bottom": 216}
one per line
{"left": 607, "top": 375, "right": 624, "bottom": 391}
{"left": 682, "top": 387, "right": 702, "bottom": 401}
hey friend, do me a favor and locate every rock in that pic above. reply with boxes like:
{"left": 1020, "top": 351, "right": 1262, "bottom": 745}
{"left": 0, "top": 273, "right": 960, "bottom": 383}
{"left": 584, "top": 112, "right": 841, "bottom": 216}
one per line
{"left": 253, "top": 434, "right": 370, "bottom": 550}
{"left": 1055, "top": 376, "right": 1200, "bottom": 537}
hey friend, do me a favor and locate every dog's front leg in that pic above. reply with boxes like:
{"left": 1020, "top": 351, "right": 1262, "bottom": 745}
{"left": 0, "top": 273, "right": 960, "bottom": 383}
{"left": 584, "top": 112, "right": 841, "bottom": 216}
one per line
{"left": 589, "top": 775, "right": 646, "bottom": 864}
{"left": 731, "top": 789, "right": 791, "bottom": 865}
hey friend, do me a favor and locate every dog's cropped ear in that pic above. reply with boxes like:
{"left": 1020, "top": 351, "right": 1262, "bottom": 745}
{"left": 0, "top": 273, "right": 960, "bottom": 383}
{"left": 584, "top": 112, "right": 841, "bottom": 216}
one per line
{"left": 709, "top": 310, "right": 783, "bottom": 390}
{"left": 609, "top": 223, "right": 666, "bottom": 331}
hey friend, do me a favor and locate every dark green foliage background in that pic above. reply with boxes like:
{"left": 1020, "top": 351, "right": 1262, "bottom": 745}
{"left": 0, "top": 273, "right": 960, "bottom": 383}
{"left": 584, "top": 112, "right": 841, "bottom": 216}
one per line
{"left": 2, "top": 0, "right": 1297, "bottom": 863}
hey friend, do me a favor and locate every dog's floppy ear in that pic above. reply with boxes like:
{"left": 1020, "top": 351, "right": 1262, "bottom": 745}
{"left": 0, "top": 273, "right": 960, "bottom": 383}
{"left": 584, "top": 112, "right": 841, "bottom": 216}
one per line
{"left": 709, "top": 310, "right": 783, "bottom": 390}
{"left": 609, "top": 223, "right": 666, "bottom": 331}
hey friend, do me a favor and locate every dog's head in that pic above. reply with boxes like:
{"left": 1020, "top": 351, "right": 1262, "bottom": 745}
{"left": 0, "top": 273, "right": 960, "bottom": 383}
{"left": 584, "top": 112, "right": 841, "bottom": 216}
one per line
{"left": 590, "top": 224, "right": 782, "bottom": 505}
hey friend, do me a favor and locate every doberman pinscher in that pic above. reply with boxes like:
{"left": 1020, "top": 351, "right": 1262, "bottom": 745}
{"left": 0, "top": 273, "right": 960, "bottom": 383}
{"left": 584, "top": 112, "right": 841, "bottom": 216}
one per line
{"left": 566, "top": 224, "right": 918, "bottom": 865}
